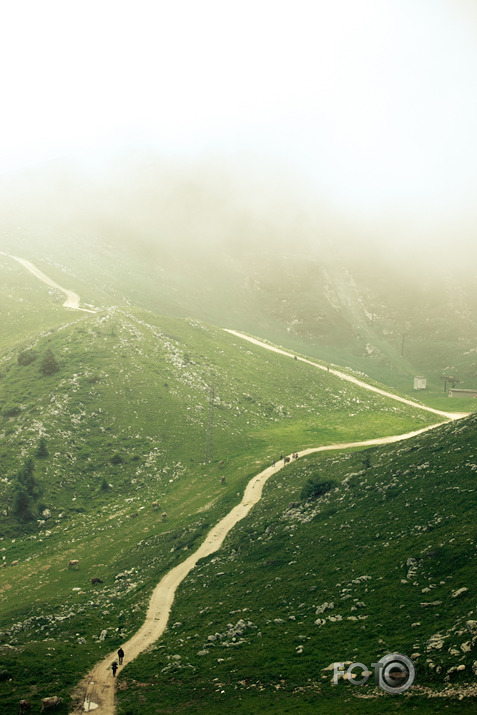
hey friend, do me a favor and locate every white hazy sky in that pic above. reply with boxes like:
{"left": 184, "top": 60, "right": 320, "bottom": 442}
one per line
{"left": 1, "top": 0, "right": 477, "bottom": 227}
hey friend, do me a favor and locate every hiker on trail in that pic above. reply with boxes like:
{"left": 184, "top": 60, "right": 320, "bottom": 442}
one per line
{"left": 118, "top": 647, "right": 124, "bottom": 665}
{"left": 112, "top": 661, "right": 118, "bottom": 677}
{"left": 272, "top": 458, "right": 275, "bottom": 467}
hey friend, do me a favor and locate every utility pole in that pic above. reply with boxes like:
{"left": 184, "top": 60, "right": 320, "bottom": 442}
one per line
{"left": 441, "top": 375, "right": 459, "bottom": 393}
{"left": 204, "top": 384, "right": 215, "bottom": 463}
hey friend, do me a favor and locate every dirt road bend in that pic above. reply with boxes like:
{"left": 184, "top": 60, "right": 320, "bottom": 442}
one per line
{"left": 2, "top": 252, "right": 96, "bottom": 313}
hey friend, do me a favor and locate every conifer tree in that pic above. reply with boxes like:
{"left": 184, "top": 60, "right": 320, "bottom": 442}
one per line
{"left": 40, "top": 349, "right": 59, "bottom": 376}
{"left": 12, "top": 458, "right": 42, "bottom": 520}
{"left": 36, "top": 437, "right": 49, "bottom": 458}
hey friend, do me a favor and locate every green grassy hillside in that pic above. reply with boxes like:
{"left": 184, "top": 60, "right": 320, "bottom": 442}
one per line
{"left": 116, "top": 414, "right": 477, "bottom": 714}
{"left": 0, "top": 307, "right": 439, "bottom": 533}
{"left": 0, "top": 305, "right": 443, "bottom": 712}
{"left": 2, "top": 156, "right": 477, "bottom": 397}
{"left": 0, "top": 254, "right": 81, "bottom": 353}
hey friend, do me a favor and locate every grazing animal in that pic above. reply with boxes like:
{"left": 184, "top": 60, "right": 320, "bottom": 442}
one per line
{"left": 18, "top": 700, "right": 31, "bottom": 714}
{"left": 91, "top": 577, "right": 103, "bottom": 585}
{"left": 10, "top": 560, "right": 19, "bottom": 566}
{"left": 130, "top": 512, "right": 138, "bottom": 518}
{"left": 40, "top": 696, "right": 63, "bottom": 711}
{"left": 161, "top": 511, "right": 167, "bottom": 520}
{"left": 284, "top": 457, "right": 290, "bottom": 464}
{"left": 68, "top": 559, "right": 79, "bottom": 570}
{"left": 220, "top": 475, "right": 226, "bottom": 484}
{"left": 152, "top": 501, "right": 160, "bottom": 508}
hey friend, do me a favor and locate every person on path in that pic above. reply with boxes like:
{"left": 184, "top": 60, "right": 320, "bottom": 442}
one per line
{"left": 117, "top": 647, "right": 124, "bottom": 665}
{"left": 112, "top": 661, "right": 118, "bottom": 677}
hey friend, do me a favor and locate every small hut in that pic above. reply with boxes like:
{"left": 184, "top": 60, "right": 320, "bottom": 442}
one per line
{"left": 448, "top": 388, "right": 477, "bottom": 398}
{"left": 413, "top": 376, "right": 427, "bottom": 390}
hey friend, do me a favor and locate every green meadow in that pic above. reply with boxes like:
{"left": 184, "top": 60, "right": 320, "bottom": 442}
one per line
{"left": 0, "top": 254, "right": 475, "bottom": 713}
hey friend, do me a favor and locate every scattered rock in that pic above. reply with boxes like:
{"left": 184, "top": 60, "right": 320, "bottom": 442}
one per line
{"left": 466, "top": 621, "right": 477, "bottom": 634}
{"left": 315, "top": 602, "right": 334, "bottom": 614}
{"left": 452, "top": 588, "right": 468, "bottom": 599}
{"left": 420, "top": 601, "right": 442, "bottom": 607}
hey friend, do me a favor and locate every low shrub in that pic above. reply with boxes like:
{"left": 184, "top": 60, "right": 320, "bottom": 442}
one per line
{"left": 300, "top": 478, "right": 337, "bottom": 502}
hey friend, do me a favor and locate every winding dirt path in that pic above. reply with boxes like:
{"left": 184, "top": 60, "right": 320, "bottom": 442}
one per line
{"left": 72, "top": 424, "right": 453, "bottom": 713}
{"left": 71, "top": 319, "right": 468, "bottom": 715}
{"left": 1, "top": 252, "right": 96, "bottom": 313}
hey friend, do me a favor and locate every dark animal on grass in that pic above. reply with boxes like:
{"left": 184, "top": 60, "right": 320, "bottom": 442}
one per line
{"left": 18, "top": 700, "right": 31, "bottom": 714}
{"left": 284, "top": 457, "right": 290, "bottom": 464}
{"left": 220, "top": 475, "right": 226, "bottom": 484}
{"left": 152, "top": 501, "right": 160, "bottom": 508}
{"left": 91, "top": 577, "right": 103, "bottom": 585}
{"left": 41, "top": 696, "right": 63, "bottom": 711}
{"left": 161, "top": 511, "right": 167, "bottom": 520}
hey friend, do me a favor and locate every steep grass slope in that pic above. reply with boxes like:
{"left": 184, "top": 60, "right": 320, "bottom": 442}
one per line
{"left": 116, "top": 414, "right": 477, "bottom": 714}
{"left": 0, "top": 305, "right": 441, "bottom": 711}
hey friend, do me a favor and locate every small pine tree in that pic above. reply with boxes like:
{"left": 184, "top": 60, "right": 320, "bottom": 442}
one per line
{"left": 13, "top": 484, "right": 33, "bottom": 521}
{"left": 40, "top": 349, "right": 59, "bottom": 376}
{"left": 12, "top": 458, "right": 43, "bottom": 521}
{"left": 12, "top": 459, "right": 41, "bottom": 520}
{"left": 36, "top": 437, "right": 49, "bottom": 458}
{"left": 17, "top": 458, "right": 41, "bottom": 500}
